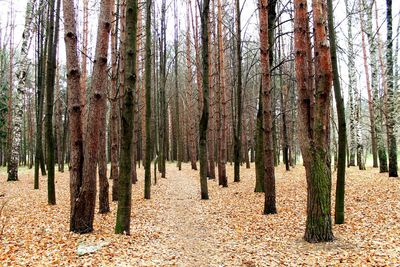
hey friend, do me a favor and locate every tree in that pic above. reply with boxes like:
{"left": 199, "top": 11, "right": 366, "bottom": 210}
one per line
{"left": 8, "top": 0, "right": 35, "bottom": 181}
{"left": 45, "top": 0, "right": 61, "bottom": 205}
{"left": 259, "top": 0, "right": 276, "bottom": 214}
{"left": 233, "top": 0, "right": 242, "bottom": 183}
{"left": 62, "top": 0, "right": 84, "bottom": 232}
{"left": 385, "top": 0, "right": 397, "bottom": 177}
{"left": 70, "top": 0, "right": 112, "bottom": 233}
{"left": 110, "top": 0, "right": 120, "bottom": 201}
{"left": 144, "top": 0, "right": 152, "bottom": 200}
{"left": 217, "top": 0, "right": 227, "bottom": 187}
{"left": 359, "top": 0, "right": 377, "bottom": 170}
{"left": 115, "top": 0, "right": 138, "bottom": 234}
{"left": 294, "top": 0, "right": 334, "bottom": 242}
{"left": 327, "top": 0, "right": 346, "bottom": 225}
{"left": 365, "top": 0, "right": 387, "bottom": 173}
{"left": 34, "top": 1, "right": 47, "bottom": 189}
{"left": 199, "top": 0, "right": 210, "bottom": 200}
{"left": 159, "top": 0, "right": 167, "bottom": 178}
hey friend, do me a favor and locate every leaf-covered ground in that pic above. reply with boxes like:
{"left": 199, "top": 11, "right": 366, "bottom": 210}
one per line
{"left": 0, "top": 163, "right": 399, "bottom": 266}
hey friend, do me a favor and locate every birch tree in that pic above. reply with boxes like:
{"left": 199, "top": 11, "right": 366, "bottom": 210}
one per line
{"left": 8, "top": 0, "right": 35, "bottom": 181}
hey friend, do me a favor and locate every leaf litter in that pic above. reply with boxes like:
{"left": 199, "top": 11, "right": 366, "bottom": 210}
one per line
{"left": 0, "top": 163, "right": 399, "bottom": 266}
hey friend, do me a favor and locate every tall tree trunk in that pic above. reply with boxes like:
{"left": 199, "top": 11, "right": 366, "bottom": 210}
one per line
{"left": 174, "top": 0, "right": 182, "bottom": 171}
{"left": 327, "top": 0, "right": 347, "bottom": 225}
{"left": 144, "top": 0, "right": 152, "bottom": 200}
{"left": 217, "top": 0, "right": 227, "bottom": 187}
{"left": 199, "top": 0, "right": 210, "bottom": 199}
{"left": 115, "top": 0, "right": 138, "bottom": 234}
{"left": 74, "top": 0, "right": 112, "bottom": 233}
{"left": 385, "top": 0, "right": 397, "bottom": 177}
{"left": 294, "top": 0, "right": 334, "bottom": 243}
{"left": 110, "top": 0, "right": 120, "bottom": 201}
{"left": 345, "top": 0, "right": 357, "bottom": 168}
{"left": 8, "top": 0, "right": 35, "bottom": 181}
{"left": 260, "top": 0, "right": 277, "bottom": 214}
{"left": 365, "top": 0, "right": 387, "bottom": 173}
{"left": 359, "top": 1, "right": 377, "bottom": 169}
{"left": 63, "top": 0, "right": 84, "bottom": 232}
{"left": 55, "top": 63, "right": 64, "bottom": 172}
{"left": 186, "top": 2, "right": 197, "bottom": 171}
{"left": 159, "top": 0, "right": 167, "bottom": 178}
{"left": 233, "top": 0, "right": 242, "bottom": 183}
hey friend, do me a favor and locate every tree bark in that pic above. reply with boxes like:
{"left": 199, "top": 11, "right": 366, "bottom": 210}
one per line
{"left": 110, "top": 0, "right": 120, "bottom": 201}
{"left": 74, "top": 0, "right": 112, "bottom": 233}
{"left": 144, "top": 0, "right": 152, "bottom": 200}
{"left": 8, "top": 0, "right": 35, "bottom": 181}
{"left": 294, "top": 0, "right": 334, "bottom": 243}
{"left": 327, "top": 0, "right": 347, "bottom": 225}
{"left": 199, "top": 0, "right": 210, "bottom": 199}
{"left": 115, "top": 0, "right": 138, "bottom": 234}
{"left": 63, "top": 0, "right": 84, "bottom": 232}
{"left": 260, "top": 0, "right": 277, "bottom": 214}
{"left": 233, "top": 0, "right": 242, "bottom": 183}
{"left": 385, "top": 0, "right": 397, "bottom": 177}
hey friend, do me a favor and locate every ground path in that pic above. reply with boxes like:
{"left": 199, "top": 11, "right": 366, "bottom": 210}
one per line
{"left": 1, "top": 163, "right": 399, "bottom": 266}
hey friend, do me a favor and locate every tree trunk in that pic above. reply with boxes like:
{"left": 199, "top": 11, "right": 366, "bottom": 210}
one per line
{"left": 63, "top": 0, "right": 84, "bottom": 232}
{"left": 199, "top": 0, "right": 210, "bottom": 199}
{"left": 110, "top": 0, "right": 120, "bottom": 201}
{"left": 8, "top": 0, "right": 35, "bottom": 181}
{"left": 384, "top": 0, "right": 397, "bottom": 177}
{"left": 98, "top": 97, "right": 110, "bottom": 213}
{"left": 115, "top": 0, "right": 138, "bottom": 235}
{"left": 217, "top": 0, "right": 227, "bottom": 187}
{"left": 254, "top": 81, "right": 264, "bottom": 192}
{"left": 365, "top": 0, "right": 387, "bottom": 173}
{"left": 186, "top": 2, "right": 198, "bottom": 171}
{"left": 260, "top": 0, "right": 277, "bottom": 214}
{"left": 327, "top": 0, "right": 347, "bottom": 224}
{"left": 359, "top": 2, "right": 377, "bottom": 169}
{"left": 144, "top": 0, "right": 152, "bottom": 200}
{"left": 344, "top": 0, "right": 356, "bottom": 167}
{"left": 294, "top": 0, "right": 334, "bottom": 243}
{"left": 74, "top": 0, "right": 112, "bottom": 233}
{"left": 233, "top": 0, "right": 242, "bottom": 183}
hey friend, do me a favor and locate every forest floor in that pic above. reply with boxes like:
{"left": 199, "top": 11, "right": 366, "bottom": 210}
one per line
{"left": 0, "top": 163, "right": 399, "bottom": 266}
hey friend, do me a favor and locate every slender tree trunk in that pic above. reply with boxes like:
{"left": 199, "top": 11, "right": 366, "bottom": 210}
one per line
{"left": 186, "top": 2, "right": 197, "bottom": 171}
{"left": 144, "top": 0, "right": 152, "bottom": 200}
{"left": 110, "top": 0, "right": 120, "bottom": 201}
{"left": 63, "top": 0, "right": 84, "bottom": 232}
{"left": 55, "top": 63, "right": 64, "bottom": 172}
{"left": 199, "top": 0, "right": 210, "bottom": 199}
{"left": 344, "top": 0, "right": 356, "bottom": 167}
{"left": 365, "top": 0, "right": 387, "bottom": 172}
{"left": 217, "top": 0, "right": 227, "bottom": 187}
{"left": 359, "top": 2, "right": 377, "bottom": 168}
{"left": 8, "top": 0, "right": 35, "bottom": 181}
{"left": 260, "top": 0, "right": 277, "bottom": 214}
{"left": 327, "top": 0, "right": 347, "bottom": 224}
{"left": 115, "top": 0, "right": 138, "bottom": 234}
{"left": 159, "top": 0, "right": 167, "bottom": 178}
{"left": 385, "top": 0, "right": 397, "bottom": 177}
{"left": 233, "top": 0, "right": 242, "bottom": 182}
{"left": 174, "top": 0, "right": 182, "bottom": 171}
{"left": 254, "top": 81, "right": 264, "bottom": 192}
